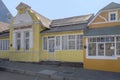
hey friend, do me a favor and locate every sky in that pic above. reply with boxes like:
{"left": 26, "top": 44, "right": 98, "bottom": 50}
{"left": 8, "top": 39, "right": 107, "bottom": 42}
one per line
{"left": 2, "top": 0, "right": 120, "bottom": 20}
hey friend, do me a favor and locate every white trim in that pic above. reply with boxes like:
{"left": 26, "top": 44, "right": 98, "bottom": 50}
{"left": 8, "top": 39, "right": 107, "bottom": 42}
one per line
{"left": 12, "top": 28, "right": 33, "bottom": 50}
{"left": 108, "top": 11, "right": 118, "bottom": 22}
{"left": 98, "top": 15, "right": 107, "bottom": 22}
{"left": 88, "top": 8, "right": 120, "bottom": 26}
{"left": 86, "top": 36, "right": 120, "bottom": 59}
{"left": 86, "top": 56, "right": 117, "bottom": 60}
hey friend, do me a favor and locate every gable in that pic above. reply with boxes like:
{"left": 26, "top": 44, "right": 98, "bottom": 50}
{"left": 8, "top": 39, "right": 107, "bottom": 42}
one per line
{"left": 89, "top": 9, "right": 120, "bottom": 28}
{"left": 13, "top": 11, "right": 33, "bottom": 28}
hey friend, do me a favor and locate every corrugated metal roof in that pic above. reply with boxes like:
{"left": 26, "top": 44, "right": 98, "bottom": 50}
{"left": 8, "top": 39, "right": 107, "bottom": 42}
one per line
{"left": 0, "top": 0, "right": 13, "bottom": 23}
{"left": 86, "top": 26, "right": 120, "bottom": 36}
{"left": 0, "top": 22, "right": 9, "bottom": 33}
{"left": 41, "top": 14, "right": 93, "bottom": 33}
{"left": 51, "top": 14, "right": 93, "bottom": 27}
{"left": 101, "top": 2, "right": 120, "bottom": 11}
{"left": 41, "top": 23, "right": 87, "bottom": 33}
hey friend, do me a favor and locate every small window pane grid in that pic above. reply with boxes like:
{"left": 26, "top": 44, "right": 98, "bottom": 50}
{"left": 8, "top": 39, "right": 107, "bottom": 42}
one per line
{"left": 87, "top": 36, "right": 120, "bottom": 57}
{"left": 109, "top": 12, "right": 117, "bottom": 21}
{"left": 43, "top": 34, "right": 83, "bottom": 51}
{"left": 0, "top": 40, "right": 9, "bottom": 51}
{"left": 15, "top": 31, "right": 31, "bottom": 51}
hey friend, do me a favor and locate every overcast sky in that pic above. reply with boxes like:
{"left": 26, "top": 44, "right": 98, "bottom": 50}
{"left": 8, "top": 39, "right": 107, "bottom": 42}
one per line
{"left": 2, "top": 0, "right": 120, "bottom": 19}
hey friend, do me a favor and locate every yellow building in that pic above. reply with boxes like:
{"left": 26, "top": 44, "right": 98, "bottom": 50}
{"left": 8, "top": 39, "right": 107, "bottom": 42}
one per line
{"left": 84, "top": 2, "right": 120, "bottom": 72}
{"left": 0, "top": 2, "right": 93, "bottom": 63}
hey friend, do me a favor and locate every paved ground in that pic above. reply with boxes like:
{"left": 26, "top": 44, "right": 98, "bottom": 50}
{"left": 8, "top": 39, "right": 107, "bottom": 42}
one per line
{"left": 0, "top": 71, "right": 40, "bottom": 80}
{"left": 0, "top": 60, "right": 120, "bottom": 80}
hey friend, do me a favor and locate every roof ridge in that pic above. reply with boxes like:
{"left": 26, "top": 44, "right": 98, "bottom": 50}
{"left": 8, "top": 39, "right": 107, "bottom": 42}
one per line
{"left": 101, "top": 2, "right": 120, "bottom": 11}
{"left": 52, "top": 14, "right": 93, "bottom": 21}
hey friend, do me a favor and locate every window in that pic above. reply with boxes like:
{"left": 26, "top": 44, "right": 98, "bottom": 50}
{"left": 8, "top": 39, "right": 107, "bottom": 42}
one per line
{"left": 88, "top": 43, "right": 96, "bottom": 56}
{"left": 24, "top": 32, "right": 30, "bottom": 51}
{"left": 76, "top": 35, "right": 83, "bottom": 50}
{"left": 16, "top": 33, "right": 21, "bottom": 51}
{"left": 0, "top": 40, "right": 9, "bottom": 51}
{"left": 62, "top": 36, "right": 68, "bottom": 50}
{"left": 68, "top": 35, "right": 75, "bottom": 50}
{"left": 43, "top": 34, "right": 83, "bottom": 51}
{"left": 116, "top": 36, "right": 120, "bottom": 56}
{"left": 56, "top": 36, "right": 61, "bottom": 50}
{"left": 43, "top": 37, "right": 47, "bottom": 50}
{"left": 87, "top": 36, "right": 117, "bottom": 58}
{"left": 109, "top": 12, "right": 118, "bottom": 21}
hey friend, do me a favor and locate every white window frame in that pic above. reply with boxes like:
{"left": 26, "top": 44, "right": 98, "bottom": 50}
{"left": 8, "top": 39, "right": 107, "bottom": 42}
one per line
{"left": 86, "top": 36, "right": 118, "bottom": 60}
{"left": 13, "top": 28, "right": 33, "bottom": 51}
{"left": 42, "top": 34, "right": 83, "bottom": 51}
{"left": 109, "top": 11, "right": 118, "bottom": 22}
{"left": 0, "top": 39, "right": 9, "bottom": 51}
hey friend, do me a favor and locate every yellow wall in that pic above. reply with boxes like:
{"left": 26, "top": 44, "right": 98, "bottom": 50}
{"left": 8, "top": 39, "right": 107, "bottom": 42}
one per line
{"left": 9, "top": 8, "right": 42, "bottom": 62}
{"left": 41, "top": 30, "right": 84, "bottom": 62}
{"left": 83, "top": 38, "right": 120, "bottom": 72}
{"left": 89, "top": 9, "right": 120, "bottom": 28}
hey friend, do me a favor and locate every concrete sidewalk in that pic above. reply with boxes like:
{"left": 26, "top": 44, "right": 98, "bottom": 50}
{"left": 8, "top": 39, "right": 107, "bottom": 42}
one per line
{"left": 0, "top": 60, "right": 120, "bottom": 80}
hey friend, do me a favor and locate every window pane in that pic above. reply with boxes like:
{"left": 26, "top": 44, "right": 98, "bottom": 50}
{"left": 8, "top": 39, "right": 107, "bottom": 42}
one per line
{"left": 88, "top": 43, "right": 96, "bottom": 56}
{"left": 116, "top": 43, "right": 120, "bottom": 55}
{"left": 56, "top": 36, "right": 60, "bottom": 50}
{"left": 17, "top": 40, "right": 21, "bottom": 50}
{"left": 43, "top": 37, "right": 47, "bottom": 50}
{"left": 105, "top": 43, "right": 115, "bottom": 56}
{"left": 98, "top": 43, "right": 104, "bottom": 56}
{"left": 116, "top": 36, "right": 120, "bottom": 41}
{"left": 0, "top": 40, "right": 2, "bottom": 50}
{"left": 77, "top": 35, "right": 83, "bottom": 50}
{"left": 16, "top": 33, "right": 21, "bottom": 38}
{"left": 110, "top": 13, "right": 116, "bottom": 21}
{"left": 62, "top": 36, "right": 68, "bottom": 50}
{"left": 68, "top": 35, "right": 75, "bottom": 50}
{"left": 25, "top": 39, "right": 29, "bottom": 50}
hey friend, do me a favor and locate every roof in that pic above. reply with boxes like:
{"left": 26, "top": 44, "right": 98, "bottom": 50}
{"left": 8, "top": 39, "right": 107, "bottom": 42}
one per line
{"left": 31, "top": 10, "right": 51, "bottom": 28}
{"left": 86, "top": 26, "right": 120, "bottom": 36}
{"left": 101, "top": 2, "right": 120, "bottom": 11}
{"left": 51, "top": 14, "right": 93, "bottom": 27}
{"left": 0, "top": 22, "right": 9, "bottom": 33}
{"left": 0, "top": 30, "right": 9, "bottom": 37}
{"left": 0, "top": 0, "right": 13, "bottom": 23}
{"left": 41, "top": 14, "right": 93, "bottom": 33}
{"left": 41, "top": 23, "right": 87, "bottom": 33}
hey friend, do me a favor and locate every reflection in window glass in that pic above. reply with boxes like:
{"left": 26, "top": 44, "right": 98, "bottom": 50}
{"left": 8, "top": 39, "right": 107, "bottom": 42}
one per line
{"left": 88, "top": 43, "right": 96, "bottom": 56}
{"left": 105, "top": 43, "right": 114, "bottom": 56}
{"left": 98, "top": 43, "right": 104, "bottom": 56}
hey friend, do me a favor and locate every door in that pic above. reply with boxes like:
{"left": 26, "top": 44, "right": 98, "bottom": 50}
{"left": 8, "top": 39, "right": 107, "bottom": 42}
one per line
{"left": 48, "top": 37, "right": 56, "bottom": 61}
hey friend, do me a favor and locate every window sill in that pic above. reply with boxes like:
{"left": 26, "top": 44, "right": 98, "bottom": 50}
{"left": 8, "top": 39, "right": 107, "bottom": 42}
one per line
{"left": 86, "top": 56, "right": 118, "bottom": 60}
